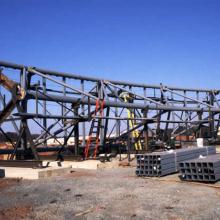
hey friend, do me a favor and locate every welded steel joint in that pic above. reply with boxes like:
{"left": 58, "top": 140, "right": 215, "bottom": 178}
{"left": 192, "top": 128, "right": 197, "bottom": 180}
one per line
{"left": 0, "top": 70, "right": 26, "bottom": 124}
{"left": 0, "top": 71, "right": 25, "bottom": 101}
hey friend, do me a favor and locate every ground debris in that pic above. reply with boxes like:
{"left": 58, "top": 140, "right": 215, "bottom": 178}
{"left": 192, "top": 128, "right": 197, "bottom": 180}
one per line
{"left": 49, "top": 199, "right": 57, "bottom": 204}
{"left": 74, "top": 205, "right": 105, "bottom": 217}
{"left": 0, "top": 178, "right": 21, "bottom": 190}
{"left": 0, "top": 205, "right": 32, "bottom": 220}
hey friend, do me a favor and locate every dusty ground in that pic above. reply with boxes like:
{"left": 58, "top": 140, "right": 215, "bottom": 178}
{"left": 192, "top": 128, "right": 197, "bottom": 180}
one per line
{"left": 0, "top": 167, "right": 220, "bottom": 220}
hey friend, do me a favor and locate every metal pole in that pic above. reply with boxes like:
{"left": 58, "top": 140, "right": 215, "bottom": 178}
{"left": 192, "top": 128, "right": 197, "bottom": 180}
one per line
{"left": 42, "top": 77, "right": 47, "bottom": 146}
{"left": 81, "top": 80, "right": 86, "bottom": 147}
{"left": 20, "top": 68, "right": 27, "bottom": 152}
{"left": 143, "top": 109, "right": 148, "bottom": 151}
{"left": 74, "top": 107, "right": 79, "bottom": 155}
{"left": 62, "top": 77, "right": 67, "bottom": 148}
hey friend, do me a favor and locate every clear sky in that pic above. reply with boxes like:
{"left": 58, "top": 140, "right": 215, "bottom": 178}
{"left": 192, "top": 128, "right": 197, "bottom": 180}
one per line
{"left": 1, "top": 0, "right": 220, "bottom": 89}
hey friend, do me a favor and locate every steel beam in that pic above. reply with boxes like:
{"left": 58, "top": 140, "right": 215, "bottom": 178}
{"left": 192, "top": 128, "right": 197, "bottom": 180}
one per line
{"left": 0, "top": 60, "right": 219, "bottom": 92}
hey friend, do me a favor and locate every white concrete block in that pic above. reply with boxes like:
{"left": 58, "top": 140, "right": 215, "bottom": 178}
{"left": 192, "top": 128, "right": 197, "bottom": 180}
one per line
{"left": 0, "top": 166, "right": 72, "bottom": 180}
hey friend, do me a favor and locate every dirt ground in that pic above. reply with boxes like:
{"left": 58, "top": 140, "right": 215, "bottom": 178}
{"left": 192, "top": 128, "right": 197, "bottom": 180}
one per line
{"left": 0, "top": 167, "right": 220, "bottom": 220}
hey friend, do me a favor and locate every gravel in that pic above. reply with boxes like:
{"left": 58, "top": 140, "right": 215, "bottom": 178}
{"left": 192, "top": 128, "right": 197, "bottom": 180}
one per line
{"left": 0, "top": 167, "right": 220, "bottom": 220}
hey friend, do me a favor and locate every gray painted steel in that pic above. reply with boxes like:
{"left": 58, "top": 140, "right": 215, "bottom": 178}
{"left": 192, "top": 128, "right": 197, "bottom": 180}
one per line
{"left": 0, "top": 60, "right": 218, "bottom": 92}
{"left": 179, "top": 153, "right": 220, "bottom": 182}
{"left": 136, "top": 146, "right": 216, "bottom": 177}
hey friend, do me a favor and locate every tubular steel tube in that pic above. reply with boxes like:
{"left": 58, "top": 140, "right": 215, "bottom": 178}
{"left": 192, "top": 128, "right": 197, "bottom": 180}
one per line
{"left": 0, "top": 60, "right": 219, "bottom": 92}
{"left": 26, "top": 91, "right": 220, "bottom": 112}
{"left": 28, "top": 68, "right": 97, "bottom": 100}
{"left": 0, "top": 147, "right": 63, "bottom": 154}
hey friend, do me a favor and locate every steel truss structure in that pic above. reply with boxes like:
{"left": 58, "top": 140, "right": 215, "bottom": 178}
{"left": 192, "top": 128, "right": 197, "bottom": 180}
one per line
{"left": 0, "top": 60, "right": 220, "bottom": 160}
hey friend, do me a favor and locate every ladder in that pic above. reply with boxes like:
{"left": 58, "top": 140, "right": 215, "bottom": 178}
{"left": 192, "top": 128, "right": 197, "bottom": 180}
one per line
{"left": 84, "top": 99, "right": 104, "bottom": 159}
{"left": 120, "top": 92, "right": 142, "bottom": 151}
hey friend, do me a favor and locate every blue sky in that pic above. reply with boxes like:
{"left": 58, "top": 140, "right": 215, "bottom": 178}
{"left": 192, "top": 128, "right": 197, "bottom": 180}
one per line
{"left": 1, "top": 0, "right": 220, "bottom": 89}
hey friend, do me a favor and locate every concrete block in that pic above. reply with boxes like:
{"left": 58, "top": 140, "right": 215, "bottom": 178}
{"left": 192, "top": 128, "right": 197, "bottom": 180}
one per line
{"left": 0, "top": 166, "right": 72, "bottom": 180}
{"left": 70, "top": 160, "right": 101, "bottom": 169}
{"left": 38, "top": 167, "right": 72, "bottom": 178}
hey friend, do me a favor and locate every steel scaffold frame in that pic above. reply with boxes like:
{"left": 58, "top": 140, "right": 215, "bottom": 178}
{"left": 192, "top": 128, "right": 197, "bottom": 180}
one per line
{"left": 0, "top": 60, "right": 220, "bottom": 161}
